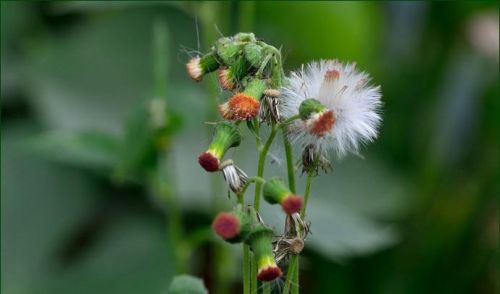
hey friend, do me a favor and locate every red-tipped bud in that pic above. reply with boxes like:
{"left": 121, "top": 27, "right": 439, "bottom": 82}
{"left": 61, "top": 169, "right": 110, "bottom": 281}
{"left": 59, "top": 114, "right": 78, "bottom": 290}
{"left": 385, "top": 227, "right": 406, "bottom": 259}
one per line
{"left": 212, "top": 212, "right": 240, "bottom": 240}
{"left": 198, "top": 151, "right": 220, "bottom": 172}
{"left": 281, "top": 195, "right": 304, "bottom": 214}
{"left": 258, "top": 265, "right": 283, "bottom": 282}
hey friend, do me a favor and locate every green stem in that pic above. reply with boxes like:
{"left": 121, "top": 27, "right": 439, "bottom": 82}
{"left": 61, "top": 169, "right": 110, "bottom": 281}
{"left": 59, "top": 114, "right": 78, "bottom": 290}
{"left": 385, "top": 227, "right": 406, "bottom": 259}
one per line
{"left": 283, "top": 256, "right": 298, "bottom": 294}
{"left": 282, "top": 129, "right": 296, "bottom": 193}
{"left": 237, "top": 194, "right": 250, "bottom": 294}
{"left": 283, "top": 172, "right": 313, "bottom": 293}
{"left": 251, "top": 124, "right": 278, "bottom": 293}
{"left": 253, "top": 125, "right": 278, "bottom": 210}
{"left": 301, "top": 172, "right": 313, "bottom": 218}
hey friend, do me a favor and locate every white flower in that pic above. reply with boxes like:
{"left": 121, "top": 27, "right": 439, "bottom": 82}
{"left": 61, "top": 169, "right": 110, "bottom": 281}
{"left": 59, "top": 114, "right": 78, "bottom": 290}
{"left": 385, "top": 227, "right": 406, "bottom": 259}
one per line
{"left": 281, "top": 59, "right": 382, "bottom": 158}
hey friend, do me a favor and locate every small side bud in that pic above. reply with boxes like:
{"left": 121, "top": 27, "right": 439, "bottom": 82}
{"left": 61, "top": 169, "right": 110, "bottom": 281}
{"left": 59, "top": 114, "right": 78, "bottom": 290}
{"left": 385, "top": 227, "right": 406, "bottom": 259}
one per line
{"left": 198, "top": 123, "right": 241, "bottom": 172}
{"left": 263, "top": 178, "right": 303, "bottom": 214}
{"left": 217, "top": 58, "right": 250, "bottom": 90}
{"left": 186, "top": 52, "right": 220, "bottom": 81}
{"left": 247, "top": 225, "right": 282, "bottom": 281}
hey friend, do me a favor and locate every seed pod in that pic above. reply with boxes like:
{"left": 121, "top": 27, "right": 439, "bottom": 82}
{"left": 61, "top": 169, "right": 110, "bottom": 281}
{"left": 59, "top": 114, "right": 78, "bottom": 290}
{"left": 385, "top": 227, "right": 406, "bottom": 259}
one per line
{"left": 186, "top": 52, "right": 220, "bottom": 81}
{"left": 198, "top": 122, "right": 241, "bottom": 172}
{"left": 263, "top": 178, "right": 304, "bottom": 214}
{"left": 247, "top": 224, "right": 282, "bottom": 282}
{"left": 219, "top": 78, "right": 266, "bottom": 121}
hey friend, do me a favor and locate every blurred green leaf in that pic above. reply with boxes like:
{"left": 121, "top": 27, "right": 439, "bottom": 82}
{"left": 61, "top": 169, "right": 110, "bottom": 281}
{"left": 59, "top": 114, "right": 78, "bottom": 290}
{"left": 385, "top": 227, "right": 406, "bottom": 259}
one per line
{"left": 167, "top": 275, "right": 208, "bottom": 294}
{"left": 30, "top": 130, "right": 119, "bottom": 171}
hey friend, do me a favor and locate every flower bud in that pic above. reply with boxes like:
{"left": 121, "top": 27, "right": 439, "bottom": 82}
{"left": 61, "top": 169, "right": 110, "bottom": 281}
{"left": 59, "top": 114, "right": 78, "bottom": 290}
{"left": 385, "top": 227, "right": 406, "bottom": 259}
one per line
{"left": 233, "top": 32, "right": 256, "bottom": 43}
{"left": 299, "top": 98, "right": 335, "bottom": 137}
{"left": 243, "top": 43, "right": 263, "bottom": 67}
{"left": 186, "top": 52, "right": 220, "bottom": 81}
{"left": 217, "top": 42, "right": 243, "bottom": 66}
{"left": 198, "top": 122, "right": 241, "bottom": 172}
{"left": 212, "top": 204, "right": 251, "bottom": 243}
{"left": 217, "top": 57, "right": 250, "bottom": 90}
{"left": 263, "top": 178, "right": 304, "bottom": 214}
{"left": 219, "top": 79, "right": 266, "bottom": 120}
{"left": 247, "top": 224, "right": 282, "bottom": 281}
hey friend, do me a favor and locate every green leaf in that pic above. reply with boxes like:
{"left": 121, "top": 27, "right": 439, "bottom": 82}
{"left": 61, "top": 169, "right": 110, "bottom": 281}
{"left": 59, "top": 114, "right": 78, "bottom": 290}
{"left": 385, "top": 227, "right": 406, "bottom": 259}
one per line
{"left": 29, "top": 130, "right": 119, "bottom": 171}
{"left": 167, "top": 275, "right": 208, "bottom": 294}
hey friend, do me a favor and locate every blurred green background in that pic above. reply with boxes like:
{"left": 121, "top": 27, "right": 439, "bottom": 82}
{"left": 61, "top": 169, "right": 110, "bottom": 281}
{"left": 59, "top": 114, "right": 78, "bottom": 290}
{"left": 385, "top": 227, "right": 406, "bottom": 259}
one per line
{"left": 1, "top": 1, "right": 498, "bottom": 294}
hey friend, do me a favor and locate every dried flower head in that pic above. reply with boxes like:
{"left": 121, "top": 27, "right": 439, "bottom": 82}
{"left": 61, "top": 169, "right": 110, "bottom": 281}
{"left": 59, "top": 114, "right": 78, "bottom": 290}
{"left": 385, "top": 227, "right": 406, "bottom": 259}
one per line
{"left": 220, "top": 160, "right": 249, "bottom": 193}
{"left": 281, "top": 60, "right": 382, "bottom": 158}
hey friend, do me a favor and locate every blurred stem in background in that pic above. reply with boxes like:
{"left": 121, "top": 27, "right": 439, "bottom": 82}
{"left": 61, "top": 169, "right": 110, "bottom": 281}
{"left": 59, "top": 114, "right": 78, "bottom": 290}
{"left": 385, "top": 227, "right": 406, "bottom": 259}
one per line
{"left": 198, "top": 2, "right": 233, "bottom": 293}
{"left": 151, "top": 19, "right": 186, "bottom": 274}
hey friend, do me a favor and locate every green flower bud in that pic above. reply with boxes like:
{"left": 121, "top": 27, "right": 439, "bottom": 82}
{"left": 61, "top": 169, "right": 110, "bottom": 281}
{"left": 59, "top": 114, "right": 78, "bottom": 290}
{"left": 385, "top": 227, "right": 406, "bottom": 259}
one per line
{"left": 263, "top": 178, "right": 303, "bottom": 214}
{"left": 233, "top": 32, "right": 256, "bottom": 43}
{"left": 298, "top": 98, "right": 328, "bottom": 120}
{"left": 218, "top": 57, "right": 250, "bottom": 90}
{"left": 247, "top": 224, "right": 282, "bottom": 281}
{"left": 198, "top": 122, "right": 241, "bottom": 172}
{"left": 217, "top": 42, "right": 243, "bottom": 66}
{"left": 243, "top": 43, "right": 263, "bottom": 67}
{"left": 186, "top": 52, "right": 220, "bottom": 81}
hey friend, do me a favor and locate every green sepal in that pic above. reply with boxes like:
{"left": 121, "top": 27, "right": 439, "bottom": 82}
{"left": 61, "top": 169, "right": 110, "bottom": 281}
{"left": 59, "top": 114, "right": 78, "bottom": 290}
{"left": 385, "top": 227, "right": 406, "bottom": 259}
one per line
{"left": 199, "top": 52, "right": 220, "bottom": 74}
{"left": 208, "top": 122, "right": 241, "bottom": 159}
{"left": 247, "top": 224, "right": 275, "bottom": 263}
{"left": 243, "top": 78, "right": 266, "bottom": 101}
{"left": 263, "top": 177, "right": 290, "bottom": 204}
{"left": 299, "top": 98, "right": 327, "bottom": 120}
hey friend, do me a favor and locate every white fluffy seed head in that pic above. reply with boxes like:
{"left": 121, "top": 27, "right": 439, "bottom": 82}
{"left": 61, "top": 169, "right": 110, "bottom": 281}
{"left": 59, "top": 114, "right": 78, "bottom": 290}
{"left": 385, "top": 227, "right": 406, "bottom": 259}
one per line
{"left": 281, "top": 60, "right": 382, "bottom": 158}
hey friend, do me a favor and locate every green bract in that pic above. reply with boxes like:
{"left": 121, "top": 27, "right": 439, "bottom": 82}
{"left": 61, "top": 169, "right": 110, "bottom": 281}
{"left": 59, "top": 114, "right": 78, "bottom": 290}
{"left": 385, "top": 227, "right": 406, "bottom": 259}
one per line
{"left": 299, "top": 98, "right": 328, "bottom": 120}
{"left": 207, "top": 122, "right": 241, "bottom": 159}
{"left": 263, "top": 177, "right": 290, "bottom": 204}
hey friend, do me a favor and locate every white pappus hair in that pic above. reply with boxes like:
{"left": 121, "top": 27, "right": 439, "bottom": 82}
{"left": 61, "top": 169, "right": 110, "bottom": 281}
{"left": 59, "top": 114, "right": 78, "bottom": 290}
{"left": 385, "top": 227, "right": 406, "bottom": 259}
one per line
{"left": 280, "top": 59, "right": 382, "bottom": 158}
